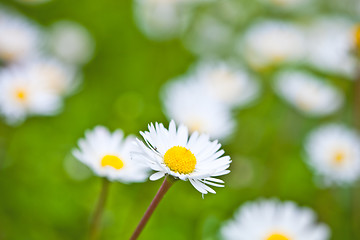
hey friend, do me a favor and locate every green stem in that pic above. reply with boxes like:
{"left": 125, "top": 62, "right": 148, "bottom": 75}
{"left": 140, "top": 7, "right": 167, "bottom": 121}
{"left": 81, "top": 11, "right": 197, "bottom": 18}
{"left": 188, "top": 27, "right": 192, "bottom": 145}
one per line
{"left": 89, "top": 178, "right": 111, "bottom": 240}
{"left": 130, "top": 175, "right": 175, "bottom": 240}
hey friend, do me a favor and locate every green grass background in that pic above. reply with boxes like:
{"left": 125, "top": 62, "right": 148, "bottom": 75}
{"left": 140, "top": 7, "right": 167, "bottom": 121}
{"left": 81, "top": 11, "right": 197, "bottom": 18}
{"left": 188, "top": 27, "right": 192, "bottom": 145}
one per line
{"left": 0, "top": 0, "right": 359, "bottom": 239}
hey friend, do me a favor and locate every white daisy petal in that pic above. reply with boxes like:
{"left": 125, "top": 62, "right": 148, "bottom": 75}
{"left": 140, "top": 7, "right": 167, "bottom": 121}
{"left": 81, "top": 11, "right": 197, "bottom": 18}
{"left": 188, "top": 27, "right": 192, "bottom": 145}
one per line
{"left": 149, "top": 172, "right": 165, "bottom": 181}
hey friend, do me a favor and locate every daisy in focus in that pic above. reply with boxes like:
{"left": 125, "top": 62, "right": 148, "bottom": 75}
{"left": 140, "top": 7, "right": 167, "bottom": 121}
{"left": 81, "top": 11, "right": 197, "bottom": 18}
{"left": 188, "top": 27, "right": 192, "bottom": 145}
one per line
{"left": 25, "top": 57, "right": 79, "bottom": 96}
{"left": 193, "top": 61, "right": 260, "bottom": 108}
{"left": 132, "top": 120, "right": 231, "bottom": 195}
{"left": 221, "top": 199, "right": 330, "bottom": 240}
{"left": 240, "top": 20, "right": 305, "bottom": 70}
{"left": 0, "top": 66, "right": 62, "bottom": 125}
{"left": 48, "top": 20, "right": 95, "bottom": 65}
{"left": 162, "top": 78, "right": 236, "bottom": 140}
{"left": 306, "top": 17, "right": 357, "bottom": 77}
{"left": 274, "top": 70, "right": 343, "bottom": 117}
{"left": 72, "top": 126, "right": 149, "bottom": 183}
{"left": 305, "top": 124, "right": 360, "bottom": 185}
{"left": 0, "top": 10, "right": 42, "bottom": 63}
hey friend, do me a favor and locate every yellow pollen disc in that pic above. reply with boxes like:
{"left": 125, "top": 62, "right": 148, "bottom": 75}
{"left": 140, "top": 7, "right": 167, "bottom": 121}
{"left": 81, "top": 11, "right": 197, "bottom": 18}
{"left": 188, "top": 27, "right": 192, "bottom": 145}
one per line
{"left": 164, "top": 146, "right": 196, "bottom": 174}
{"left": 15, "top": 89, "right": 27, "bottom": 101}
{"left": 333, "top": 151, "right": 345, "bottom": 165}
{"left": 101, "top": 155, "right": 124, "bottom": 170}
{"left": 354, "top": 25, "right": 360, "bottom": 49}
{"left": 267, "top": 233, "right": 290, "bottom": 240}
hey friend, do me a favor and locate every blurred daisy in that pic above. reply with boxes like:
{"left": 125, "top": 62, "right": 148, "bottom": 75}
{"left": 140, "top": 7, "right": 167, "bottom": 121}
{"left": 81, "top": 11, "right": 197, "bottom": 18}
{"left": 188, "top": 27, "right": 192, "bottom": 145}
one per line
{"left": 305, "top": 124, "right": 360, "bottom": 185}
{"left": 0, "top": 11, "right": 42, "bottom": 63}
{"left": 193, "top": 61, "right": 260, "bottom": 108}
{"left": 25, "top": 57, "right": 79, "bottom": 96}
{"left": 48, "top": 20, "right": 95, "bottom": 65}
{"left": 133, "top": 0, "right": 195, "bottom": 40}
{"left": 221, "top": 199, "right": 330, "bottom": 240}
{"left": 72, "top": 126, "right": 149, "bottom": 183}
{"left": 132, "top": 120, "right": 231, "bottom": 195}
{"left": 241, "top": 20, "right": 305, "bottom": 69}
{"left": 0, "top": 65, "right": 62, "bottom": 125}
{"left": 274, "top": 70, "right": 343, "bottom": 117}
{"left": 306, "top": 17, "right": 357, "bottom": 77}
{"left": 162, "top": 78, "right": 236, "bottom": 140}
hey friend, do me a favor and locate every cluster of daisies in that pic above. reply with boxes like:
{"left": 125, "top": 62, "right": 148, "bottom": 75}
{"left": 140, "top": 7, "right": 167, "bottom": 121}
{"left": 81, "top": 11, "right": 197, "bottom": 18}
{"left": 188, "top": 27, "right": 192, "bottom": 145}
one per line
{"left": 130, "top": 0, "right": 360, "bottom": 239}
{"left": 0, "top": 7, "right": 94, "bottom": 125}
{"left": 73, "top": 120, "right": 232, "bottom": 195}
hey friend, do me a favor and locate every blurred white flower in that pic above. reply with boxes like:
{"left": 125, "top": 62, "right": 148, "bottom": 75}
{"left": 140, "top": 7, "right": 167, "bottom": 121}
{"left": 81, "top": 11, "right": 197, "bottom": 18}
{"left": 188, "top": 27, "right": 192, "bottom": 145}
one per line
{"left": 162, "top": 77, "right": 236, "bottom": 140}
{"left": 133, "top": 0, "right": 196, "bottom": 40}
{"left": 25, "top": 57, "right": 79, "bottom": 96}
{"left": 132, "top": 120, "right": 231, "bottom": 195}
{"left": 306, "top": 17, "right": 357, "bottom": 77}
{"left": 73, "top": 126, "right": 150, "bottom": 183}
{"left": 183, "top": 15, "right": 233, "bottom": 57}
{"left": 305, "top": 124, "right": 360, "bottom": 185}
{"left": 48, "top": 20, "right": 95, "bottom": 65}
{"left": 193, "top": 61, "right": 260, "bottom": 108}
{"left": 0, "top": 65, "right": 62, "bottom": 125}
{"left": 240, "top": 20, "right": 305, "bottom": 69}
{"left": 221, "top": 199, "right": 330, "bottom": 240}
{"left": 0, "top": 11, "right": 43, "bottom": 63}
{"left": 274, "top": 70, "right": 343, "bottom": 117}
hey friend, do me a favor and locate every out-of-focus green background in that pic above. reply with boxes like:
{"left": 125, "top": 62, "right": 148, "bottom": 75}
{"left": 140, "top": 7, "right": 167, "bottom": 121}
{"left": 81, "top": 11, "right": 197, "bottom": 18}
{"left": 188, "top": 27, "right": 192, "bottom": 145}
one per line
{"left": 0, "top": 0, "right": 359, "bottom": 239}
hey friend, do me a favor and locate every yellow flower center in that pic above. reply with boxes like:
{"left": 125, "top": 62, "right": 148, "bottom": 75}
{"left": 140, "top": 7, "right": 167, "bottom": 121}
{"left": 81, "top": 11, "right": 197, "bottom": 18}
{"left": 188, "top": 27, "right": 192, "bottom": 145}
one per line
{"left": 354, "top": 25, "right": 360, "bottom": 49}
{"left": 15, "top": 89, "right": 27, "bottom": 101}
{"left": 164, "top": 146, "right": 196, "bottom": 174}
{"left": 267, "top": 233, "right": 290, "bottom": 240}
{"left": 333, "top": 151, "right": 345, "bottom": 165}
{"left": 101, "top": 155, "right": 124, "bottom": 170}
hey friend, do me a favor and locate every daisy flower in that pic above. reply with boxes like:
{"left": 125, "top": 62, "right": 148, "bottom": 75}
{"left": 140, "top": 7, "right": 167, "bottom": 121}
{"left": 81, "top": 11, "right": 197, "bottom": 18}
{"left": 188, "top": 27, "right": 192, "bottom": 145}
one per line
{"left": 162, "top": 78, "right": 236, "bottom": 140}
{"left": 305, "top": 124, "right": 360, "bottom": 185}
{"left": 221, "top": 199, "right": 330, "bottom": 240}
{"left": 0, "top": 11, "right": 42, "bottom": 63}
{"left": 48, "top": 20, "right": 95, "bottom": 65}
{"left": 25, "top": 57, "right": 79, "bottom": 96}
{"left": 193, "top": 61, "right": 260, "bottom": 108}
{"left": 240, "top": 20, "right": 305, "bottom": 69}
{"left": 0, "top": 65, "right": 62, "bottom": 125}
{"left": 72, "top": 126, "right": 149, "bottom": 183}
{"left": 306, "top": 16, "right": 357, "bottom": 77}
{"left": 274, "top": 70, "right": 343, "bottom": 117}
{"left": 132, "top": 120, "right": 231, "bottom": 195}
